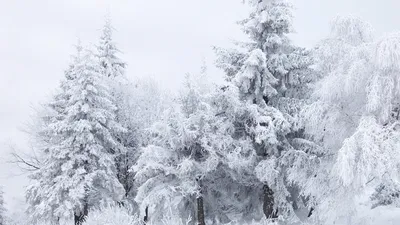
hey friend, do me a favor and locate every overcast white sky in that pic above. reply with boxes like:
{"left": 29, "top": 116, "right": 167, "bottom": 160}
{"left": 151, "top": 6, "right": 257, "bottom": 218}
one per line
{"left": 1, "top": 0, "right": 400, "bottom": 212}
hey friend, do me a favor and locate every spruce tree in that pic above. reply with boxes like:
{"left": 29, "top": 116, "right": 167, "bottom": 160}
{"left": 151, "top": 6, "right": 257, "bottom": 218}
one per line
{"left": 96, "top": 17, "right": 126, "bottom": 79}
{"left": 95, "top": 18, "right": 139, "bottom": 207}
{"left": 26, "top": 47, "right": 125, "bottom": 224}
{"left": 19, "top": 40, "right": 85, "bottom": 172}
{"left": 215, "top": 0, "right": 318, "bottom": 221}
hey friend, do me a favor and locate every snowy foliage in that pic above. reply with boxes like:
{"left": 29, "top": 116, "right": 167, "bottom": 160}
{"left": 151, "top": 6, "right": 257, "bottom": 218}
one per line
{"left": 133, "top": 73, "right": 222, "bottom": 223}
{"left": 234, "top": 49, "right": 278, "bottom": 106}
{"left": 302, "top": 15, "right": 400, "bottom": 225}
{"left": 26, "top": 47, "right": 125, "bottom": 223}
{"left": 314, "top": 15, "right": 372, "bottom": 75}
{"left": 21, "top": 40, "right": 86, "bottom": 172}
{"left": 96, "top": 17, "right": 126, "bottom": 79}
{"left": 330, "top": 16, "right": 373, "bottom": 46}
{"left": 83, "top": 205, "right": 139, "bottom": 225}
{"left": 133, "top": 69, "right": 281, "bottom": 223}
{"left": 0, "top": 187, "right": 5, "bottom": 225}
{"left": 111, "top": 76, "right": 170, "bottom": 207}
{"left": 18, "top": 3, "right": 400, "bottom": 225}
{"left": 94, "top": 18, "right": 135, "bottom": 208}
{"left": 83, "top": 206, "right": 284, "bottom": 225}
{"left": 214, "top": 0, "right": 318, "bottom": 222}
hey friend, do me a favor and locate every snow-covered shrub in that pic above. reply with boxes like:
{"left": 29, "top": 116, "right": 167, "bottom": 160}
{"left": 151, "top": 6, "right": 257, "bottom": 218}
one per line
{"left": 225, "top": 219, "right": 280, "bottom": 225}
{"left": 83, "top": 205, "right": 192, "bottom": 225}
{"left": 84, "top": 205, "right": 139, "bottom": 225}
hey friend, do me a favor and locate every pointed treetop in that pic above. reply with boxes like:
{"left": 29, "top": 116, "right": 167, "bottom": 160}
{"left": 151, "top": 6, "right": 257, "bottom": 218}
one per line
{"left": 71, "top": 38, "right": 84, "bottom": 66}
{"left": 26, "top": 44, "right": 126, "bottom": 222}
{"left": 200, "top": 56, "right": 207, "bottom": 76}
{"left": 64, "top": 38, "right": 85, "bottom": 81}
{"left": 74, "top": 38, "right": 83, "bottom": 56}
{"left": 97, "top": 16, "right": 126, "bottom": 78}
{"left": 102, "top": 13, "right": 113, "bottom": 40}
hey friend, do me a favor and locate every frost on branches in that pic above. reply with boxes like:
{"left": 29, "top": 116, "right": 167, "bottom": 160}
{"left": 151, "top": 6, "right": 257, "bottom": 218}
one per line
{"left": 110, "top": 76, "right": 170, "bottom": 208}
{"left": 26, "top": 48, "right": 125, "bottom": 224}
{"left": 96, "top": 17, "right": 126, "bottom": 79}
{"left": 133, "top": 73, "right": 219, "bottom": 224}
{"left": 17, "top": 3, "right": 400, "bottom": 225}
{"left": 215, "top": 0, "right": 319, "bottom": 222}
{"left": 304, "top": 16, "right": 400, "bottom": 225}
{"left": 20, "top": 40, "right": 86, "bottom": 172}
{"left": 95, "top": 18, "right": 138, "bottom": 207}
{"left": 133, "top": 69, "right": 269, "bottom": 224}
{"left": 0, "top": 187, "right": 5, "bottom": 225}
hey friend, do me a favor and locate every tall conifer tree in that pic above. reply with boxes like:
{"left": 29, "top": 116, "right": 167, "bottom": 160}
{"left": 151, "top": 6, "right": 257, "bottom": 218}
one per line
{"left": 26, "top": 47, "right": 125, "bottom": 225}
{"left": 215, "top": 0, "right": 318, "bottom": 221}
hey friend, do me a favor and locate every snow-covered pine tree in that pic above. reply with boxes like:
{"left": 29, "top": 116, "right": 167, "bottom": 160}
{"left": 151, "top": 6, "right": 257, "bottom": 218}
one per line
{"left": 96, "top": 16, "right": 126, "bottom": 79}
{"left": 215, "top": 0, "right": 319, "bottom": 221}
{"left": 0, "top": 187, "right": 5, "bottom": 225}
{"left": 26, "top": 47, "right": 125, "bottom": 225}
{"left": 95, "top": 17, "right": 138, "bottom": 206}
{"left": 42, "top": 39, "right": 85, "bottom": 144}
{"left": 13, "top": 40, "right": 85, "bottom": 173}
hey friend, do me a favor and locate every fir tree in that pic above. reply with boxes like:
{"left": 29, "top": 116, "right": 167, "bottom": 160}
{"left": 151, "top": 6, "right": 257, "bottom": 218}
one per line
{"left": 95, "top": 17, "right": 137, "bottom": 206}
{"left": 26, "top": 47, "right": 125, "bottom": 225}
{"left": 96, "top": 17, "right": 126, "bottom": 79}
{"left": 215, "top": 0, "right": 318, "bottom": 221}
{"left": 17, "top": 40, "right": 85, "bottom": 173}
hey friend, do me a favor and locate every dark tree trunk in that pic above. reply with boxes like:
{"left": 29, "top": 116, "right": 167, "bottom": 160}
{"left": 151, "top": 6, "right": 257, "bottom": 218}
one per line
{"left": 196, "top": 178, "right": 206, "bottom": 225}
{"left": 308, "top": 207, "right": 314, "bottom": 217}
{"left": 143, "top": 206, "right": 149, "bottom": 224}
{"left": 74, "top": 203, "right": 88, "bottom": 225}
{"left": 74, "top": 214, "right": 80, "bottom": 225}
{"left": 197, "top": 195, "right": 205, "bottom": 225}
{"left": 263, "top": 184, "right": 278, "bottom": 219}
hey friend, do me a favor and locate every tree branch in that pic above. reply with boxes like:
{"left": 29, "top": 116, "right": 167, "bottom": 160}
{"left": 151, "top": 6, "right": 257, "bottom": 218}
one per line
{"left": 8, "top": 145, "right": 41, "bottom": 172}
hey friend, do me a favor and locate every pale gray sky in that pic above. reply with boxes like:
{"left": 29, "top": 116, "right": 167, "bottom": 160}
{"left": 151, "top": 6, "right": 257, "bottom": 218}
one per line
{"left": 1, "top": 0, "right": 400, "bottom": 213}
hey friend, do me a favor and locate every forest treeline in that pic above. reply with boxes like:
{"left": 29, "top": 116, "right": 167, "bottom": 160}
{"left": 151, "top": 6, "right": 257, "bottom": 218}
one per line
{"left": 2, "top": 0, "right": 400, "bottom": 225}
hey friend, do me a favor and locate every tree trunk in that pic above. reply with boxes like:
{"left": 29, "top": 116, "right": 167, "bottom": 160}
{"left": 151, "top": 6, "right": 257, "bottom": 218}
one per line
{"left": 263, "top": 184, "right": 278, "bottom": 219}
{"left": 143, "top": 206, "right": 149, "bottom": 224}
{"left": 196, "top": 179, "right": 206, "bottom": 225}
{"left": 197, "top": 195, "right": 205, "bottom": 225}
{"left": 74, "top": 203, "right": 88, "bottom": 225}
{"left": 74, "top": 214, "right": 80, "bottom": 225}
{"left": 308, "top": 207, "right": 314, "bottom": 217}
{"left": 55, "top": 217, "right": 60, "bottom": 225}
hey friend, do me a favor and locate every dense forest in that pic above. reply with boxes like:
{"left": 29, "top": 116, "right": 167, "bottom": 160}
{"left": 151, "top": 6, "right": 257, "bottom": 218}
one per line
{"left": 1, "top": 0, "right": 400, "bottom": 225}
